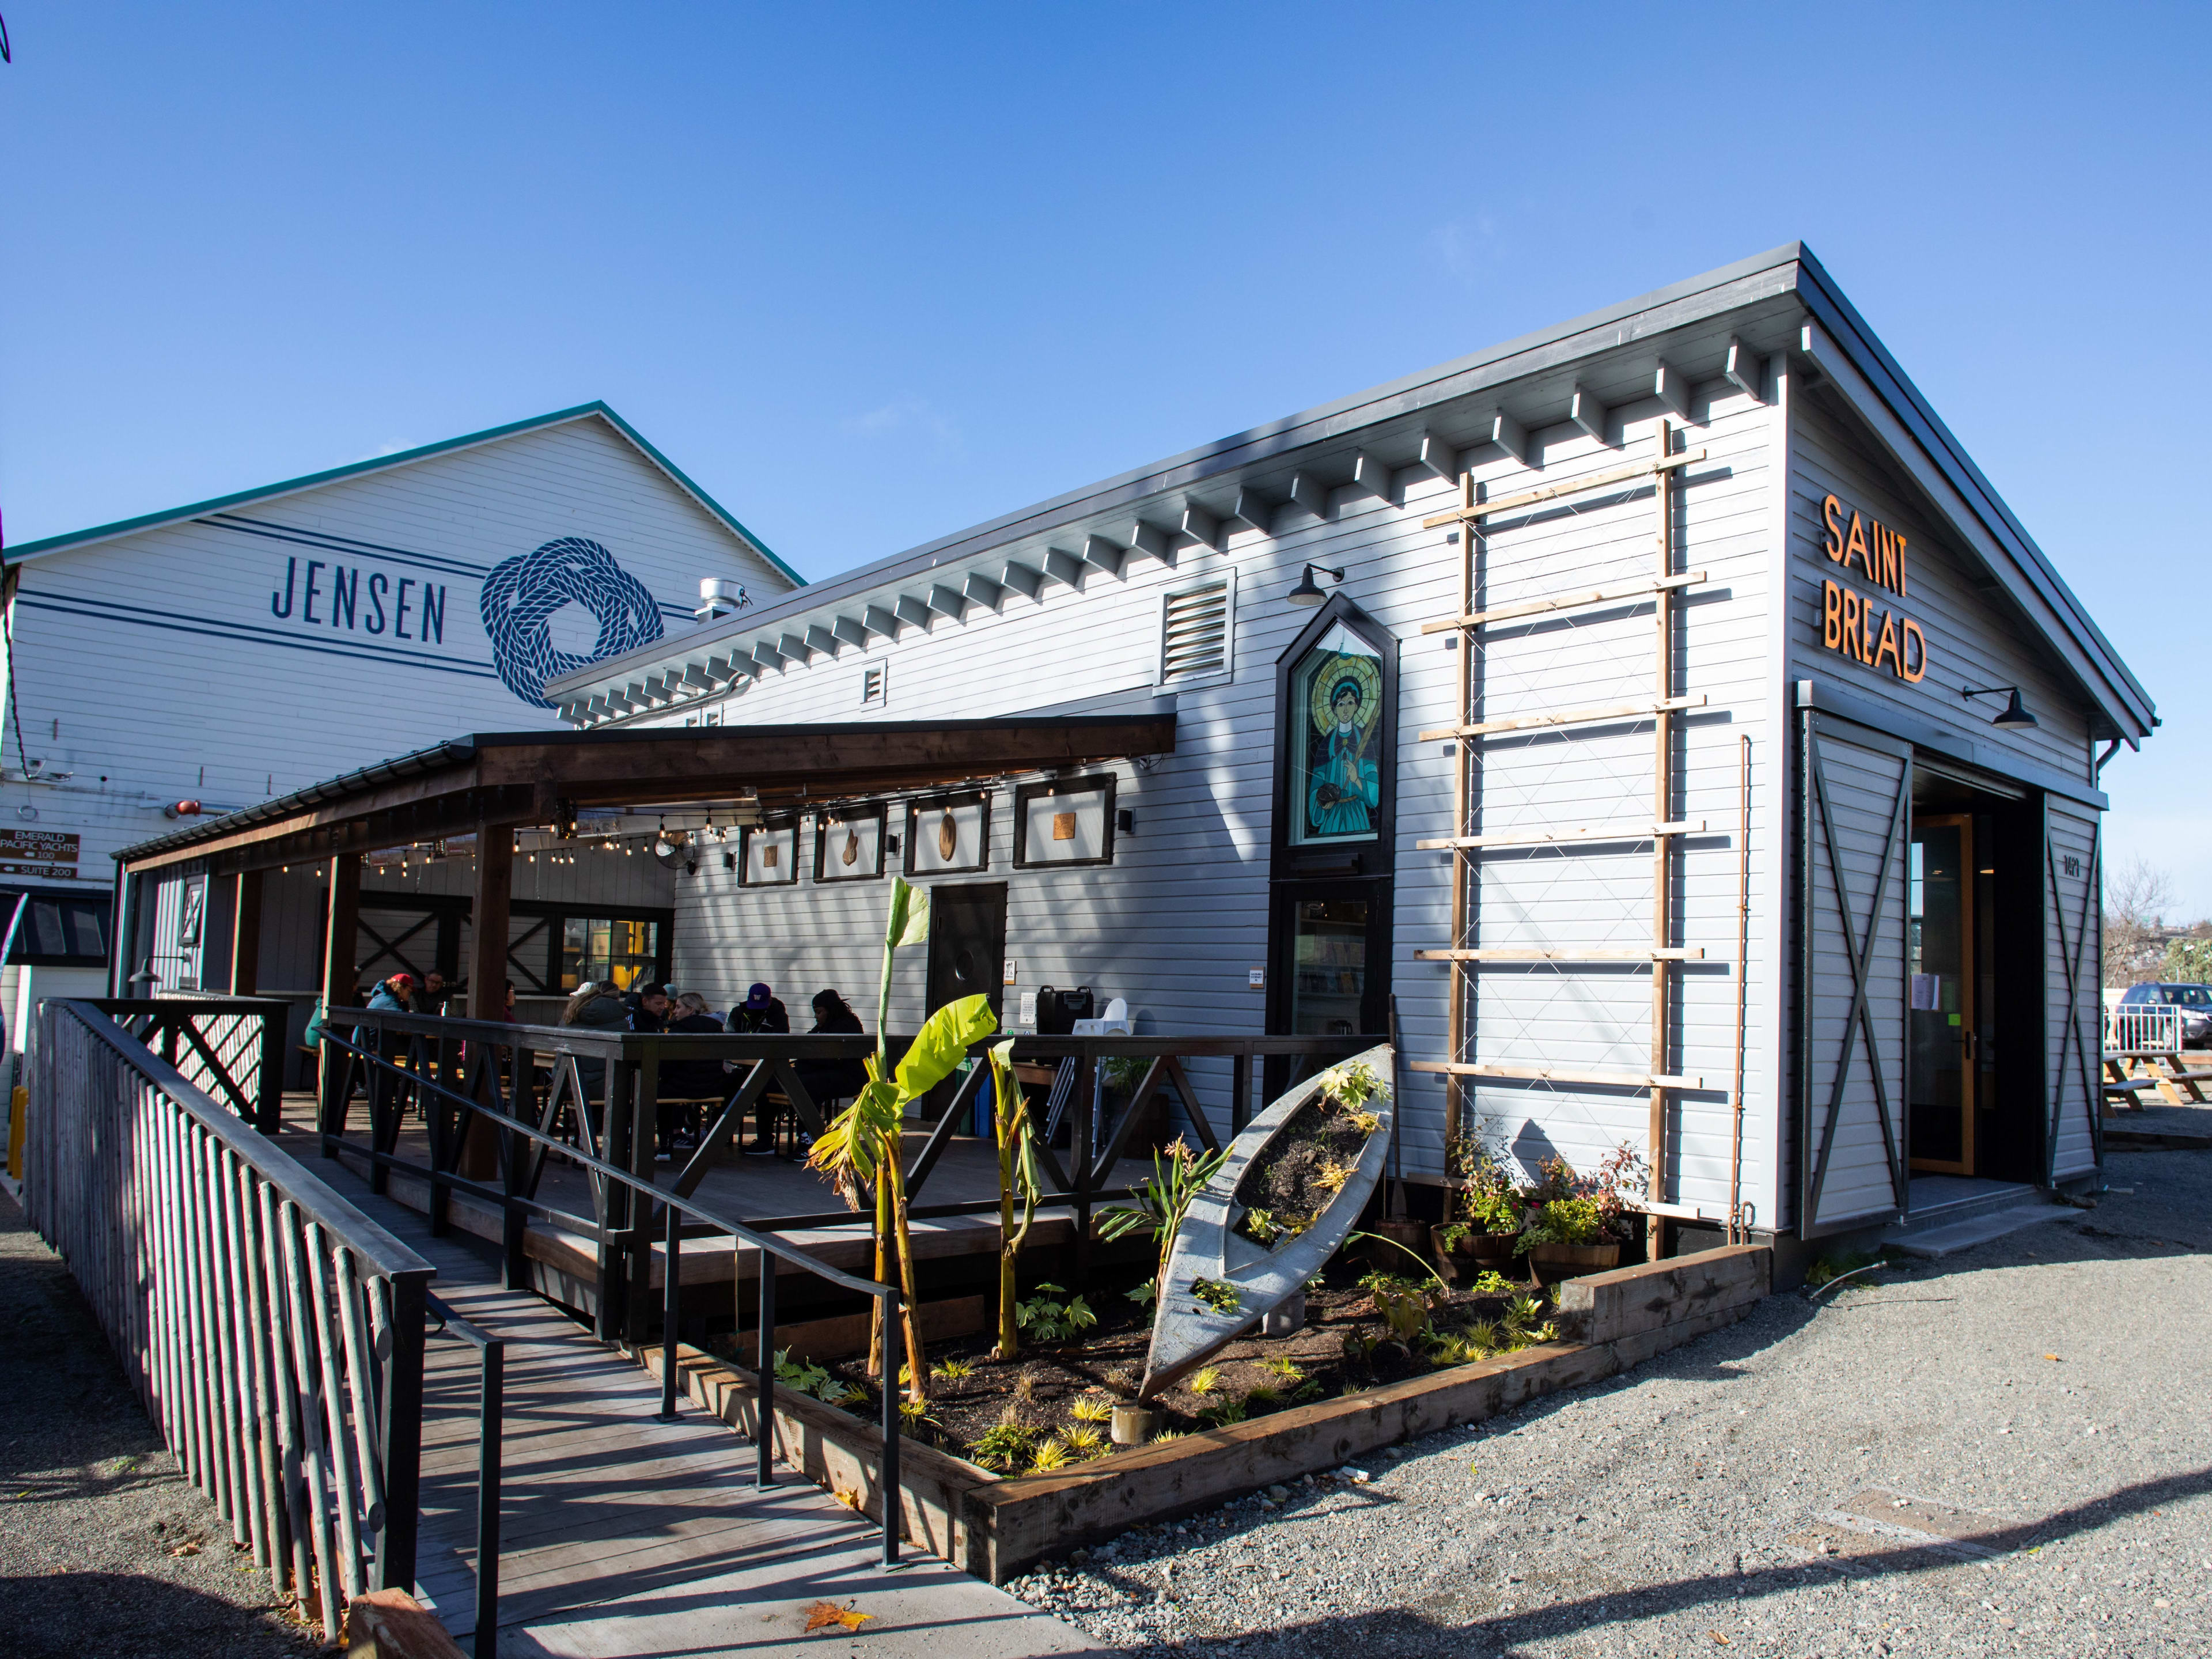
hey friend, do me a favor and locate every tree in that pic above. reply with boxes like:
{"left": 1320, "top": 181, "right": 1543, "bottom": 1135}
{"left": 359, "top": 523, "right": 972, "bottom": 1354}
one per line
{"left": 2104, "top": 855, "right": 2177, "bottom": 987}
{"left": 805, "top": 877, "right": 997, "bottom": 1403}
{"left": 2162, "top": 937, "right": 2212, "bottom": 983}
{"left": 983, "top": 1039, "right": 1042, "bottom": 1359}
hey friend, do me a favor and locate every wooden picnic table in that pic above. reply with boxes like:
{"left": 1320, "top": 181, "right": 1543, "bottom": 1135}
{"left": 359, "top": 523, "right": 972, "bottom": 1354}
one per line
{"left": 2103, "top": 1047, "right": 2212, "bottom": 1108}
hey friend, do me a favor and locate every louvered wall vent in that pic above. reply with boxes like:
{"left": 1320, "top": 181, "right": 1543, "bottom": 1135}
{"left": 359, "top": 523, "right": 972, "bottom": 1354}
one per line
{"left": 1159, "top": 575, "right": 1234, "bottom": 685}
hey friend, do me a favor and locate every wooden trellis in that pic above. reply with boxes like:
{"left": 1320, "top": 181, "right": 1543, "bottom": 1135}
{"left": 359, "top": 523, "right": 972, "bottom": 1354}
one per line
{"left": 1409, "top": 419, "right": 1716, "bottom": 1238}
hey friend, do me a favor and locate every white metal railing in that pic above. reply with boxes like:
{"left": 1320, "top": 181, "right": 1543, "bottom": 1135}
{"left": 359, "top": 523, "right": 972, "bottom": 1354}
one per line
{"left": 2105, "top": 1001, "right": 2184, "bottom": 1054}
{"left": 23, "top": 999, "right": 434, "bottom": 1641}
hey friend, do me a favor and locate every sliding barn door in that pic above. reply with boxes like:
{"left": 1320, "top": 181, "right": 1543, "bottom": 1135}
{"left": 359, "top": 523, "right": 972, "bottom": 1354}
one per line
{"left": 2044, "top": 798, "right": 2102, "bottom": 1183}
{"left": 1798, "top": 711, "right": 1911, "bottom": 1239}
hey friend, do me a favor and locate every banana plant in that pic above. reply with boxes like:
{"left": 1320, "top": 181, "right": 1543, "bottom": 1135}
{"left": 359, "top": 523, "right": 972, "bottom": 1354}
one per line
{"left": 807, "top": 876, "right": 997, "bottom": 1402}
{"left": 984, "top": 1037, "right": 1044, "bottom": 1358}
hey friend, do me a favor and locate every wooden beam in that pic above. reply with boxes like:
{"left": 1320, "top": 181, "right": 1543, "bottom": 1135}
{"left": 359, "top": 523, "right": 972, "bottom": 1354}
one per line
{"left": 926, "top": 585, "right": 967, "bottom": 620}
{"left": 1411, "top": 1058, "right": 1705, "bottom": 1090}
{"left": 1725, "top": 336, "right": 1765, "bottom": 403}
{"left": 999, "top": 561, "right": 1044, "bottom": 601}
{"left": 1421, "top": 448, "right": 1707, "bottom": 528}
{"left": 1570, "top": 384, "right": 1612, "bottom": 446}
{"left": 1418, "top": 694, "right": 1706, "bottom": 742}
{"left": 778, "top": 632, "right": 812, "bottom": 663}
{"left": 1228, "top": 487, "right": 1273, "bottom": 535}
{"left": 964, "top": 572, "right": 1006, "bottom": 611}
{"left": 1042, "top": 547, "right": 1087, "bottom": 588}
{"left": 1415, "top": 819, "right": 1705, "bottom": 851}
{"left": 1353, "top": 452, "right": 1395, "bottom": 505}
{"left": 863, "top": 603, "right": 902, "bottom": 638}
{"left": 1179, "top": 503, "right": 1219, "bottom": 550}
{"left": 1287, "top": 472, "right": 1330, "bottom": 518}
{"left": 1654, "top": 361, "right": 1694, "bottom": 422}
{"left": 1488, "top": 412, "right": 1530, "bottom": 466}
{"left": 681, "top": 662, "right": 715, "bottom": 690}
{"left": 230, "top": 867, "right": 263, "bottom": 995}
{"left": 1081, "top": 535, "right": 1127, "bottom": 578}
{"left": 805, "top": 624, "right": 841, "bottom": 657}
{"left": 1415, "top": 946, "right": 1707, "bottom": 963}
{"left": 1126, "top": 522, "right": 1173, "bottom": 567}
{"left": 832, "top": 616, "right": 869, "bottom": 649}
{"left": 1416, "top": 431, "right": 1459, "bottom": 484}
{"left": 894, "top": 594, "right": 934, "bottom": 630}
{"left": 318, "top": 850, "right": 362, "bottom": 1116}
{"left": 1418, "top": 571, "right": 1709, "bottom": 634}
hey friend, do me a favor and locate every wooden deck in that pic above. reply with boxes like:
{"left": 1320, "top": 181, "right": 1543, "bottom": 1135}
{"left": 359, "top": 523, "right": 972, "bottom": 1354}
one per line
{"left": 308, "top": 1147, "right": 1100, "bottom": 1657}
{"left": 281, "top": 1093, "right": 1152, "bottom": 1293}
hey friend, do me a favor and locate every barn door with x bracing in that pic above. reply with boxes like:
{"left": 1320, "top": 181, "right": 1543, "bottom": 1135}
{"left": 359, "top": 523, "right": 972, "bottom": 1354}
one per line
{"left": 1798, "top": 711, "right": 1911, "bottom": 1239}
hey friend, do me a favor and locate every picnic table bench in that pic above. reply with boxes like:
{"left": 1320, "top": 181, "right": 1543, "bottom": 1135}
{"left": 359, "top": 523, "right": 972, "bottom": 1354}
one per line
{"left": 2104, "top": 1047, "right": 2212, "bottom": 1107}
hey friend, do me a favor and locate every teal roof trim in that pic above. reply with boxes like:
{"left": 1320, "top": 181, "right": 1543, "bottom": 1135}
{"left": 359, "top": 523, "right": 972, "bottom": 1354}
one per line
{"left": 587, "top": 404, "right": 804, "bottom": 589}
{"left": 3, "top": 402, "right": 803, "bottom": 589}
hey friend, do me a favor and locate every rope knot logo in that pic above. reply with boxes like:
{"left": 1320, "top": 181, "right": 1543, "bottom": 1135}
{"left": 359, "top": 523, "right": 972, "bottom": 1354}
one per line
{"left": 480, "top": 537, "right": 664, "bottom": 707}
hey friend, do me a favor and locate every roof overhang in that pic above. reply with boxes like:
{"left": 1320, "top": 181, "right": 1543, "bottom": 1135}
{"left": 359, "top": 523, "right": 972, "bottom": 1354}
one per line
{"left": 549, "top": 241, "right": 2153, "bottom": 748}
{"left": 5, "top": 402, "right": 801, "bottom": 589}
{"left": 115, "top": 713, "right": 1176, "bottom": 877}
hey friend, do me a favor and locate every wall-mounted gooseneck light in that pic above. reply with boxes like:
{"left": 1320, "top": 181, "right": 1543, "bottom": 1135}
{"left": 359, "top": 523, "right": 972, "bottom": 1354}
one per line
{"left": 1961, "top": 683, "right": 2038, "bottom": 730}
{"left": 1286, "top": 564, "right": 1346, "bottom": 607}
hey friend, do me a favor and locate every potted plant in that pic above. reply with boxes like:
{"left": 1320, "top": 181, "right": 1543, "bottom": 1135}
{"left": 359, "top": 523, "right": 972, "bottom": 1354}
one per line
{"left": 1513, "top": 1147, "right": 1645, "bottom": 1281}
{"left": 1433, "top": 1140, "right": 1522, "bottom": 1281}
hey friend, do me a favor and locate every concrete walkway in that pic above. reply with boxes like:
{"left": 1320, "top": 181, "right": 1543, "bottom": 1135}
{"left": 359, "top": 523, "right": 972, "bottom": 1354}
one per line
{"left": 306, "top": 1153, "right": 1099, "bottom": 1658}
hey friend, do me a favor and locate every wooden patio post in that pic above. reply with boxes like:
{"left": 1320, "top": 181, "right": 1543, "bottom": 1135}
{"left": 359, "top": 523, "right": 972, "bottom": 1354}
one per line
{"left": 230, "top": 868, "right": 263, "bottom": 996}
{"left": 459, "top": 818, "right": 514, "bottom": 1180}
{"left": 317, "top": 852, "right": 361, "bottom": 1140}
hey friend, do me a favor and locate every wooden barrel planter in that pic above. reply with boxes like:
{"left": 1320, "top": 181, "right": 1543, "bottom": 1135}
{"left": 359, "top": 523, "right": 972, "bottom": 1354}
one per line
{"left": 1525, "top": 1241, "right": 1623, "bottom": 1284}
{"left": 1429, "top": 1226, "right": 1519, "bottom": 1284}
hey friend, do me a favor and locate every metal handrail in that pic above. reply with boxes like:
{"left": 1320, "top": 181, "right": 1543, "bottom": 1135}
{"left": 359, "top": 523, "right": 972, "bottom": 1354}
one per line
{"left": 26, "top": 1000, "right": 435, "bottom": 1642}
{"left": 321, "top": 1024, "right": 909, "bottom": 1566}
{"left": 425, "top": 1294, "right": 503, "bottom": 1659}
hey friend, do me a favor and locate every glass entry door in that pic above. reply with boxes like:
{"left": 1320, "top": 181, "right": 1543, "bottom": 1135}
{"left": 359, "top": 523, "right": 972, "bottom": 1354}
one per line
{"left": 1907, "top": 815, "right": 1977, "bottom": 1173}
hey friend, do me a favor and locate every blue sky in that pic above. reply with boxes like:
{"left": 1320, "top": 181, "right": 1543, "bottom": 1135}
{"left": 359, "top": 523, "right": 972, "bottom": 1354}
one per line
{"left": 3, "top": 3, "right": 2207, "bottom": 908}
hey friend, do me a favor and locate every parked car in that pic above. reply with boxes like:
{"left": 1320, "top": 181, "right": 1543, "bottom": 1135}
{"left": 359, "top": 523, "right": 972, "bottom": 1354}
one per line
{"left": 2119, "top": 982, "right": 2212, "bottom": 1047}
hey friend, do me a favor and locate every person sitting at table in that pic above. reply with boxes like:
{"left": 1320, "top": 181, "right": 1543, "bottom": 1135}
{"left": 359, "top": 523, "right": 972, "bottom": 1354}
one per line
{"left": 760, "top": 995, "right": 862, "bottom": 1159}
{"left": 656, "top": 991, "right": 728, "bottom": 1159}
{"left": 560, "top": 980, "right": 628, "bottom": 1123}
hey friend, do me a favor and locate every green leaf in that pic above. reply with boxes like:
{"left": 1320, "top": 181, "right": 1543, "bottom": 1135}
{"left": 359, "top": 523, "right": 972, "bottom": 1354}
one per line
{"left": 885, "top": 876, "right": 933, "bottom": 949}
{"left": 891, "top": 994, "right": 998, "bottom": 1104}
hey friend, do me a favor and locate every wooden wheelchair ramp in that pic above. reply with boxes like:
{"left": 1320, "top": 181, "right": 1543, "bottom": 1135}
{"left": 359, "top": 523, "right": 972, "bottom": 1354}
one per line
{"left": 312, "top": 1154, "right": 1099, "bottom": 1658}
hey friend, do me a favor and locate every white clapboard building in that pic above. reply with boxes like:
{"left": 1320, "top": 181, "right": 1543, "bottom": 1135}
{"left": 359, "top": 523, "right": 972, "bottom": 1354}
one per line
{"left": 1, "top": 403, "right": 798, "bottom": 1075}
{"left": 529, "top": 244, "right": 2149, "bottom": 1248}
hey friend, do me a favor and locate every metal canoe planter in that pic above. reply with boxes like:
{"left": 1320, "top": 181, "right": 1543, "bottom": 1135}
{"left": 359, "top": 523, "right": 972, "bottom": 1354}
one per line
{"left": 1139, "top": 1041, "right": 1394, "bottom": 1398}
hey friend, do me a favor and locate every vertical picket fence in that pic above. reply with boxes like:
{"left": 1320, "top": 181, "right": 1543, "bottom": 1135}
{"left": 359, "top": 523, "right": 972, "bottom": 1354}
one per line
{"left": 22, "top": 999, "right": 433, "bottom": 1641}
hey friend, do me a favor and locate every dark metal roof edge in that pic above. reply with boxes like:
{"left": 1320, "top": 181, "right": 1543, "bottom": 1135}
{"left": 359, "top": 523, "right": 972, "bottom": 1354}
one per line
{"left": 115, "top": 739, "right": 480, "bottom": 865}
{"left": 551, "top": 244, "right": 1813, "bottom": 696}
{"left": 111, "top": 714, "right": 1176, "bottom": 865}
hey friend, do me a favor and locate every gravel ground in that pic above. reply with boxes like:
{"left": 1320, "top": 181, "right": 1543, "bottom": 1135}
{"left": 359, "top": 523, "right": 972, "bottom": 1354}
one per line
{"left": 0, "top": 1183, "right": 321, "bottom": 1659}
{"left": 1008, "top": 1150, "right": 2212, "bottom": 1658}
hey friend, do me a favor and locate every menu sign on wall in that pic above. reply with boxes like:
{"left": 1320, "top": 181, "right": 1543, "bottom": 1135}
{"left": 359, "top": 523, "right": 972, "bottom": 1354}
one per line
{"left": 0, "top": 828, "right": 81, "bottom": 880}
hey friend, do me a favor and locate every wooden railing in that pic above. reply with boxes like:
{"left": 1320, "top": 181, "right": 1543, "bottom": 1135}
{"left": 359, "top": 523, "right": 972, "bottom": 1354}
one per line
{"left": 319, "top": 1009, "right": 1366, "bottom": 1340}
{"left": 318, "top": 1010, "right": 915, "bottom": 1566}
{"left": 23, "top": 1000, "right": 434, "bottom": 1642}
{"left": 93, "top": 995, "right": 289, "bottom": 1132}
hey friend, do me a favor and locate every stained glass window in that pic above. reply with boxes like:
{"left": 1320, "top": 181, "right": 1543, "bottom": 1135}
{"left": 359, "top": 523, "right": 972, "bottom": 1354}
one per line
{"left": 1287, "top": 621, "right": 1385, "bottom": 846}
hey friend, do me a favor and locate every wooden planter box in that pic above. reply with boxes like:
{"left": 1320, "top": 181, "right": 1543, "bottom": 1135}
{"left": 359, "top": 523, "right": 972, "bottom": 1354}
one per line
{"left": 638, "top": 1243, "right": 1771, "bottom": 1584}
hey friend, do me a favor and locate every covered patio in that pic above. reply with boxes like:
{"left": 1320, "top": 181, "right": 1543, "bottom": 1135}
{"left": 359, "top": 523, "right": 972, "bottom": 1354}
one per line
{"left": 112, "top": 709, "right": 1368, "bottom": 1343}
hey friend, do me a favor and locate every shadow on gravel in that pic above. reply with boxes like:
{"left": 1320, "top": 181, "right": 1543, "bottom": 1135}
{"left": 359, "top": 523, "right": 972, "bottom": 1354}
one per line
{"left": 0, "top": 1570, "right": 312, "bottom": 1659}
{"left": 1143, "top": 1464, "right": 2212, "bottom": 1657}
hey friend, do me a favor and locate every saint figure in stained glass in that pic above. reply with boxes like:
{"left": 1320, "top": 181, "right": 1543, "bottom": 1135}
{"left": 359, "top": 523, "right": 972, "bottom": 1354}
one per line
{"left": 1289, "top": 623, "right": 1384, "bottom": 844}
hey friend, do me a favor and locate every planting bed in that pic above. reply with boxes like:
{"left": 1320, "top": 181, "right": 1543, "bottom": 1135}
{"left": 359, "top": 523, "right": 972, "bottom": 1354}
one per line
{"left": 708, "top": 1256, "right": 1571, "bottom": 1472}
{"left": 649, "top": 1243, "right": 1775, "bottom": 1584}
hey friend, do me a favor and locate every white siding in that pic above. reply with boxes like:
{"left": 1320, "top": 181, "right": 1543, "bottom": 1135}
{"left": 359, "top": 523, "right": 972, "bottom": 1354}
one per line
{"left": 619, "top": 372, "right": 1782, "bottom": 1200}
{"left": 3, "top": 414, "right": 791, "bottom": 897}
